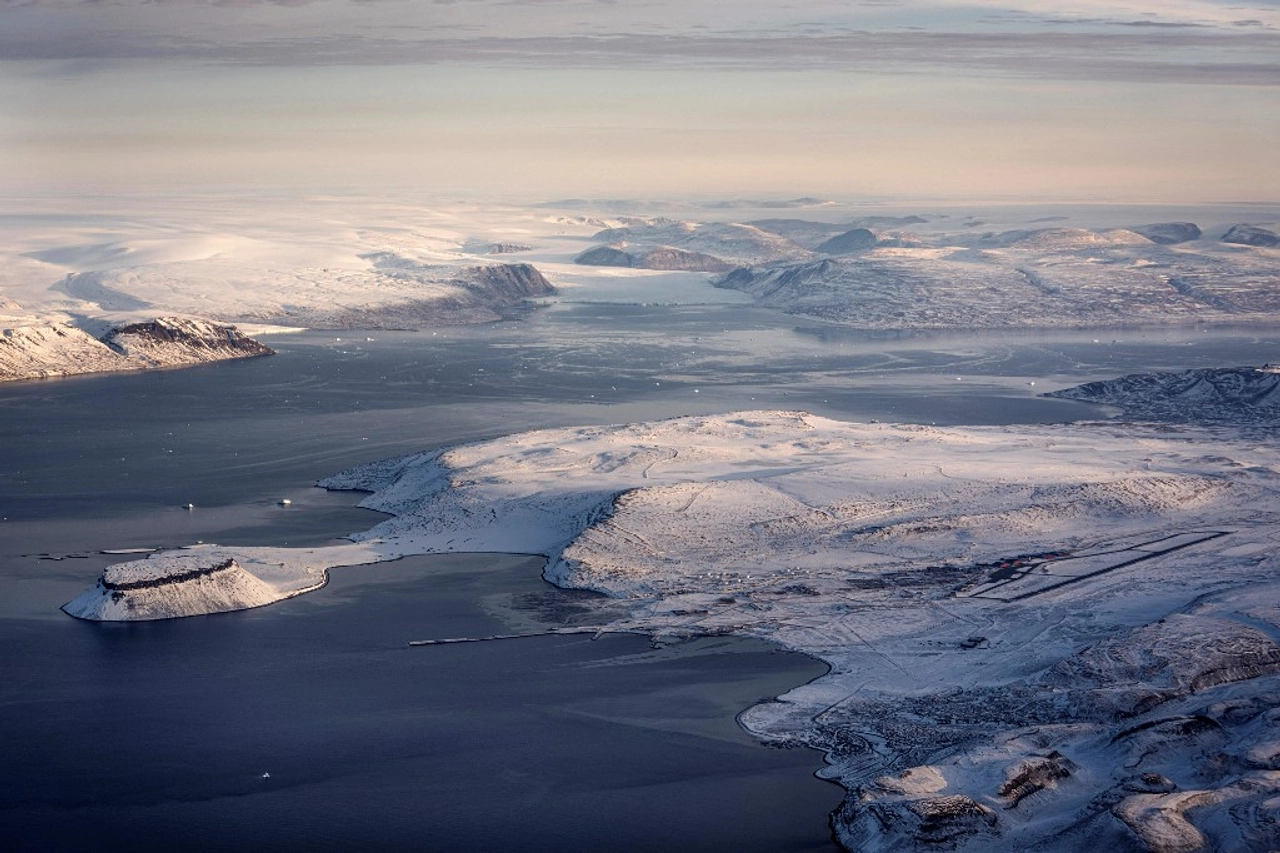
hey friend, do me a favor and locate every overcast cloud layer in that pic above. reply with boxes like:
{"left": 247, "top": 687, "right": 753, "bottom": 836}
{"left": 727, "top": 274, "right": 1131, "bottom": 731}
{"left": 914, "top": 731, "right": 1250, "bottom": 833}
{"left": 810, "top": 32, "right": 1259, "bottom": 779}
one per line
{"left": 2, "top": 0, "right": 1277, "bottom": 200}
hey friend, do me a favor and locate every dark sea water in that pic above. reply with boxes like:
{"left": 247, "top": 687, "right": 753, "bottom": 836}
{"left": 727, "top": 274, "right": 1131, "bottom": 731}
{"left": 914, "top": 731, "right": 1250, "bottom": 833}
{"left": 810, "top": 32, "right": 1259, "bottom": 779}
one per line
{"left": 0, "top": 302, "right": 1274, "bottom": 851}
{"left": 2, "top": 555, "right": 834, "bottom": 852}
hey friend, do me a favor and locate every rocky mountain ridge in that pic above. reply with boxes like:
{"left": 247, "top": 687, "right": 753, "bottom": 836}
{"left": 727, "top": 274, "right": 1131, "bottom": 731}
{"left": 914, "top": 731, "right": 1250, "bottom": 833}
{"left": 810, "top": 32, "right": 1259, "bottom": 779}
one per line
{"left": 1045, "top": 365, "right": 1280, "bottom": 425}
{"left": 0, "top": 316, "right": 273, "bottom": 382}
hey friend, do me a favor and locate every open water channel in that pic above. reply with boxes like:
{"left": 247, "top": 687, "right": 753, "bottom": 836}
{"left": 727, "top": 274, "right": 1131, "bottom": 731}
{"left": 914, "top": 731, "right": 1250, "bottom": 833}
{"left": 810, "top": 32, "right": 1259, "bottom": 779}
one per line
{"left": 1, "top": 300, "right": 1273, "bottom": 851}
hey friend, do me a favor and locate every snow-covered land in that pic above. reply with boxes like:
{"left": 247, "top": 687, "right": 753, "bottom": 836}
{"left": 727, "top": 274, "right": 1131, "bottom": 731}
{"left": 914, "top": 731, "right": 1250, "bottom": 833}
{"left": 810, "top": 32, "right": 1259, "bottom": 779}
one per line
{"left": 0, "top": 317, "right": 272, "bottom": 382}
{"left": 58, "top": 258, "right": 555, "bottom": 331}
{"left": 66, "top": 367, "right": 1280, "bottom": 849}
{"left": 2, "top": 197, "right": 563, "bottom": 379}
{"left": 6, "top": 198, "right": 1277, "bottom": 345}
{"left": 709, "top": 224, "right": 1280, "bottom": 328}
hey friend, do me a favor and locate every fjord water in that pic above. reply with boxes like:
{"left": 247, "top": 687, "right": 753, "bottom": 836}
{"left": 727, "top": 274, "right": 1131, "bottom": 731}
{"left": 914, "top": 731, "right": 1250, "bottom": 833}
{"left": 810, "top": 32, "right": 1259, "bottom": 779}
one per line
{"left": 4, "top": 555, "right": 835, "bottom": 852}
{"left": 1, "top": 302, "right": 1273, "bottom": 850}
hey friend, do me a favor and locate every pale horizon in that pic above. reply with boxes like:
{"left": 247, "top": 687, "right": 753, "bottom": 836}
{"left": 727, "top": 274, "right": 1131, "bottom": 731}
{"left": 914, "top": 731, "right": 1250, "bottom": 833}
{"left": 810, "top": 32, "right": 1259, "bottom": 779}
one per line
{"left": 2, "top": 0, "right": 1278, "bottom": 203}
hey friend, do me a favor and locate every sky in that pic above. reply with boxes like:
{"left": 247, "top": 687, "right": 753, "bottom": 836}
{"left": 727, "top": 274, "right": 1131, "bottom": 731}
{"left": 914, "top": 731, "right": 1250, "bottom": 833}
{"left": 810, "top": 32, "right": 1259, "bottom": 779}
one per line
{"left": 1, "top": 0, "right": 1277, "bottom": 202}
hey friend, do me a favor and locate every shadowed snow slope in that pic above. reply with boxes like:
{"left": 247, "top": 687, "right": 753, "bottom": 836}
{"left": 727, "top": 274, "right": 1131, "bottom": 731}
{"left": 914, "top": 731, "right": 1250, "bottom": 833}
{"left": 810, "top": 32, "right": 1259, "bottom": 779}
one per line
{"left": 1046, "top": 365, "right": 1280, "bottom": 425}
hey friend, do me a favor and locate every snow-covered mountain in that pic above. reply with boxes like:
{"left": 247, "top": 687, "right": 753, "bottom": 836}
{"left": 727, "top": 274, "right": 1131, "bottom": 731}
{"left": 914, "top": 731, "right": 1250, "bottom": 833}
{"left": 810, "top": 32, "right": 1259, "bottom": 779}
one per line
{"left": 61, "top": 540, "right": 386, "bottom": 621}
{"left": 1046, "top": 365, "right": 1280, "bottom": 425}
{"left": 0, "top": 317, "right": 273, "bottom": 382}
{"left": 63, "top": 557, "right": 282, "bottom": 621}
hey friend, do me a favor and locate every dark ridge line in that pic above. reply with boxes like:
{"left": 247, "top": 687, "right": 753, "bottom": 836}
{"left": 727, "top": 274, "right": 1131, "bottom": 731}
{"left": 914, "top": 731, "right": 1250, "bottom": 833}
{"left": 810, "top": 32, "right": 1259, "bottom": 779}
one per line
{"left": 101, "top": 558, "right": 237, "bottom": 592}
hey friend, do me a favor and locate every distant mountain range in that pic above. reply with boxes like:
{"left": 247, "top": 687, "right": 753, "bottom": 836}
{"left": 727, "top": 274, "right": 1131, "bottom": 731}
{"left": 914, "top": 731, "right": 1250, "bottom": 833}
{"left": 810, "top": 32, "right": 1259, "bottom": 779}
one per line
{"left": 568, "top": 216, "right": 1279, "bottom": 328}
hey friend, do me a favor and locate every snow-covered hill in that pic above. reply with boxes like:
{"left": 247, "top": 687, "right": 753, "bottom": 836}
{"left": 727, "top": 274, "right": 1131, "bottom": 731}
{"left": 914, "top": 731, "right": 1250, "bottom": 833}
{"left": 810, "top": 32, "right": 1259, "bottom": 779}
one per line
{"left": 0, "top": 317, "right": 273, "bottom": 382}
{"left": 1046, "top": 365, "right": 1280, "bottom": 425}
{"left": 1223, "top": 224, "right": 1280, "bottom": 247}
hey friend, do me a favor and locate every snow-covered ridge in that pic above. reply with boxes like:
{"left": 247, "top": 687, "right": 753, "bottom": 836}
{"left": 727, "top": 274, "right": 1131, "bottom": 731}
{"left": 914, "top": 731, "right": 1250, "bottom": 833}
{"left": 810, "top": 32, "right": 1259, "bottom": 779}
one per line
{"left": 60, "top": 257, "right": 555, "bottom": 331}
{"left": 0, "top": 317, "right": 273, "bottom": 382}
{"left": 1045, "top": 365, "right": 1280, "bottom": 425}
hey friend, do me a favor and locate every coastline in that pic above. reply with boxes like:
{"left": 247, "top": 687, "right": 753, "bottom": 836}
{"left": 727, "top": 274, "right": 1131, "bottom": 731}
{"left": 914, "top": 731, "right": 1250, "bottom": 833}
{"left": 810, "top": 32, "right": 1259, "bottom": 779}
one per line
{"left": 9, "top": 550, "right": 845, "bottom": 851}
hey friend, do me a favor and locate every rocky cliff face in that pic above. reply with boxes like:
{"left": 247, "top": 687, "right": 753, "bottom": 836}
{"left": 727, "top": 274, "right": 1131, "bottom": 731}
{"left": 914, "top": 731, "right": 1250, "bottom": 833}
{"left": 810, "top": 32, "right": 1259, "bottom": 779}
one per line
{"left": 457, "top": 263, "right": 556, "bottom": 302}
{"left": 0, "top": 317, "right": 274, "bottom": 382}
{"left": 104, "top": 317, "right": 275, "bottom": 366}
{"left": 62, "top": 556, "right": 285, "bottom": 621}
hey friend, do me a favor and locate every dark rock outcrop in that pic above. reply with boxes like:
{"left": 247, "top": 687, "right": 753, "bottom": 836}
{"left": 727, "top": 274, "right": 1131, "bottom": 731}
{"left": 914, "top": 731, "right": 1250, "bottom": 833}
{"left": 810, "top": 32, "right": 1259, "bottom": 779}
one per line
{"left": 104, "top": 317, "right": 275, "bottom": 364}
{"left": 1222, "top": 224, "right": 1280, "bottom": 247}
{"left": 836, "top": 794, "right": 998, "bottom": 851}
{"left": 635, "top": 247, "right": 734, "bottom": 272}
{"left": 999, "top": 751, "right": 1077, "bottom": 807}
{"left": 100, "top": 558, "right": 238, "bottom": 593}
{"left": 1044, "top": 366, "right": 1280, "bottom": 425}
{"left": 575, "top": 245, "right": 635, "bottom": 267}
{"left": 457, "top": 263, "right": 556, "bottom": 301}
{"left": 574, "top": 245, "right": 733, "bottom": 272}
{"left": 1132, "top": 222, "right": 1202, "bottom": 244}
{"left": 815, "top": 228, "right": 877, "bottom": 255}
{"left": 463, "top": 241, "right": 533, "bottom": 254}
